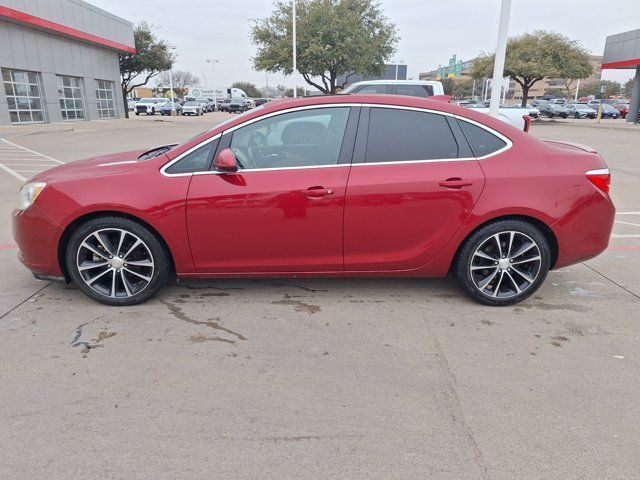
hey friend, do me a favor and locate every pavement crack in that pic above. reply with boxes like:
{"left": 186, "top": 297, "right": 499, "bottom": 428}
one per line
{"left": 0, "top": 282, "right": 52, "bottom": 322}
{"left": 160, "top": 299, "right": 247, "bottom": 343}
{"left": 583, "top": 263, "right": 640, "bottom": 300}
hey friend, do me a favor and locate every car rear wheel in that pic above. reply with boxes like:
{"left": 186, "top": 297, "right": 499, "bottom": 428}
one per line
{"left": 453, "top": 220, "right": 551, "bottom": 306}
{"left": 66, "top": 217, "right": 169, "bottom": 306}
{"left": 575, "top": 112, "right": 580, "bottom": 119}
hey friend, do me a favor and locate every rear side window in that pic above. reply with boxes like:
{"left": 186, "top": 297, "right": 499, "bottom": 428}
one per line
{"left": 457, "top": 120, "right": 506, "bottom": 157}
{"left": 365, "top": 108, "right": 459, "bottom": 163}
{"left": 165, "top": 139, "right": 217, "bottom": 174}
{"left": 395, "top": 84, "right": 434, "bottom": 98}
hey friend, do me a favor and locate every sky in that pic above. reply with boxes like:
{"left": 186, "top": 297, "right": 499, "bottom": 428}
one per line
{"left": 91, "top": 0, "right": 639, "bottom": 90}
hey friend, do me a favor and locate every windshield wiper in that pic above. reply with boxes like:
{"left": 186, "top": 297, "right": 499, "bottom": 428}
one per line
{"left": 138, "top": 144, "right": 177, "bottom": 160}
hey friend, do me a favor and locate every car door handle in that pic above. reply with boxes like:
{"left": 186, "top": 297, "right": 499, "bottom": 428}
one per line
{"left": 439, "top": 178, "right": 473, "bottom": 189}
{"left": 303, "top": 186, "right": 334, "bottom": 198}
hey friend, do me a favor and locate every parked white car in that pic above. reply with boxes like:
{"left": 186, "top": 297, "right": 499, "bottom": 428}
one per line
{"left": 181, "top": 101, "right": 203, "bottom": 116}
{"left": 341, "top": 80, "right": 445, "bottom": 97}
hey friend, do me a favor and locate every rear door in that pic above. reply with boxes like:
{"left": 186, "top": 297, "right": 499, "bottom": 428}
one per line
{"left": 344, "top": 106, "right": 487, "bottom": 271}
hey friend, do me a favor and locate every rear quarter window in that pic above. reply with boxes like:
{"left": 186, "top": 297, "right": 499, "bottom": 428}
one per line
{"left": 457, "top": 120, "right": 507, "bottom": 158}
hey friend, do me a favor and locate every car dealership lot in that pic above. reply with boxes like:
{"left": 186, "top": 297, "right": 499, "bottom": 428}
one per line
{"left": 0, "top": 117, "right": 639, "bottom": 479}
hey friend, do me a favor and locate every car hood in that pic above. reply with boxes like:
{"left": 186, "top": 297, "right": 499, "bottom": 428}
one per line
{"left": 31, "top": 149, "right": 147, "bottom": 183}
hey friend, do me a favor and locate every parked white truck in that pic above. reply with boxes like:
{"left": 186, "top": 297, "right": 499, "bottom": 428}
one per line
{"left": 186, "top": 87, "right": 250, "bottom": 111}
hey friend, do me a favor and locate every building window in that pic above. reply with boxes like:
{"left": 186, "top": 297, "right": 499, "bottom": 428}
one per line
{"left": 2, "top": 69, "right": 46, "bottom": 124}
{"left": 95, "top": 80, "right": 116, "bottom": 118}
{"left": 57, "top": 76, "right": 86, "bottom": 121}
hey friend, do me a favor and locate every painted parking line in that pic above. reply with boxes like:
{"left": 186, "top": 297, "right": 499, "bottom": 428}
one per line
{"left": 0, "top": 138, "right": 63, "bottom": 182}
{"left": 611, "top": 212, "right": 640, "bottom": 239}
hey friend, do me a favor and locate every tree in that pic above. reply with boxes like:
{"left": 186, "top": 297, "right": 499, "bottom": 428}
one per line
{"left": 452, "top": 79, "right": 474, "bottom": 99}
{"left": 119, "top": 22, "right": 174, "bottom": 117}
{"left": 471, "top": 31, "right": 593, "bottom": 107}
{"left": 156, "top": 70, "right": 199, "bottom": 98}
{"left": 577, "top": 80, "right": 621, "bottom": 99}
{"left": 251, "top": 0, "right": 399, "bottom": 94}
{"left": 231, "top": 82, "right": 262, "bottom": 98}
{"left": 543, "top": 88, "right": 566, "bottom": 98}
{"left": 439, "top": 77, "right": 455, "bottom": 95}
{"left": 284, "top": 86, "right": 307, "bottom": 97}
{"left": 623, "top": 78, "right": 634, "bottom": 98}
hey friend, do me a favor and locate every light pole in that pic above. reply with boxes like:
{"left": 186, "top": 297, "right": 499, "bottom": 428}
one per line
{"left": 167, "top": 45, "right": 177, "bottom": 114}
{"left": 489, "top": 0, "right": 512, "bottom": 117}
{"left": 206, "top": 58, "right": 220, "bottom": 109}
{"left": 292, "top": 0, "right": 297, "bottom": 98}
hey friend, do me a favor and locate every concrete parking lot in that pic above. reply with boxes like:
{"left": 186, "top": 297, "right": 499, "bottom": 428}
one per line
{"left": 0, "top": 114, "right": 639, "bottom": 479}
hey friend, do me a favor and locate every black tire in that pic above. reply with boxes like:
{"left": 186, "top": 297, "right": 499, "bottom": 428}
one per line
{"left": 135, "top": 112, "right": 140, "bottom": 116}
{"left": 575, "top": 112, "right": 580, "bottom": 119}
{"left": 453, "top": 219, "right": 551, "bottom": 306}
{"left": 66, "top": 216, "right": 169, "bottom": 306}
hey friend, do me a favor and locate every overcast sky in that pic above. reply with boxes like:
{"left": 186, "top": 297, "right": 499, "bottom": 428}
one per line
{"left": 91, "top": 0, "right": 639, "bottom": 89}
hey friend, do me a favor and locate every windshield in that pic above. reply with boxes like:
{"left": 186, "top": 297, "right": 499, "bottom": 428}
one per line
{"left": 184, "top": 101, "right": 198, "bottom": 106}
{"left": 139, "top": 99, "right": 156, "bottom": 104}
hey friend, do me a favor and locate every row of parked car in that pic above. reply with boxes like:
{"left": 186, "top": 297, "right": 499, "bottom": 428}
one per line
{"left": 531, "top": 98, "right": 631, "bottom": 119}
{"left": 128, "top": 97, "right": 272, "bottom": 117}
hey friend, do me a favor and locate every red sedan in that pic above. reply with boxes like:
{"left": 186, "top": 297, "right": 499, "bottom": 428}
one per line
{"left": 12, "top": 94, "right": 615, "bottom": 306}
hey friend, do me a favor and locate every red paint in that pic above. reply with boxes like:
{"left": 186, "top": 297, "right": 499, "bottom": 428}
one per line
{"left": 601, "top": 59, "right": 640, "bottom": 70}
{"left": 0, "top": 6, "right": 136, "bottom": 54}
{"left": 12, "top": 94, "right": 615, "bottom": 283}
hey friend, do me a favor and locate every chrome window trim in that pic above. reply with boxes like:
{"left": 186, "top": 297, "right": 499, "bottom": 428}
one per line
{"left": 160, "top": 103, "right": 513, "bottom": 177}
{"left": 160, "top": 133, "right": 222, "bottom": 177}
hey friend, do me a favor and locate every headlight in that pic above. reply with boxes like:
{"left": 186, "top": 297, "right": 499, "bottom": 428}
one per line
{"left": 16, "top": 182, "right": 47, "bottom": 211}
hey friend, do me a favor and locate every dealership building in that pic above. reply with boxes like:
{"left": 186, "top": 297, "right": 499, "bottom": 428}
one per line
{"left": 0, "top": 0, "right": 134, "bottom": 125}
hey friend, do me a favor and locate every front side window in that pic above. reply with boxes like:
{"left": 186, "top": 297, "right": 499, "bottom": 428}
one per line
{"left": 95, "top": 80, "right": 116, "bottom": 118}
{"left": 395, "top": 84, "right": 434, "bottom": 98}
{"left": 57, "top": 76, "right": 85, "bottom": 121}
{"left": 2, "top": 69, "right": 45, "bottom": 124}
{"left": 457, "top": 120, "right": 507, "bottom": 158}
{"left": 365, "top": 108, "right": 459, "bottom": 163}
{"left": 165, "top": 140, "right": 216, "bottom": 175}
{"left": 229, "top": 107, "right": 350, "bottom": 170}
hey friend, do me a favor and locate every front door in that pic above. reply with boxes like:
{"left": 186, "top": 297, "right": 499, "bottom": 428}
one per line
{"left": 344, "top": 106, "right": 487, "bottom": 271}
{"left": 187, "top": 106, "right": 357, "bottom": 273}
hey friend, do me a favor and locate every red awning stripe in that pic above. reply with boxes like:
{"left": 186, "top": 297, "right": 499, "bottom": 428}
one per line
{"left": 0, "top": 6, "right": 136, "bottom": 54}
{"left": 601, "top": 59, "right": 640, "bottom": 70}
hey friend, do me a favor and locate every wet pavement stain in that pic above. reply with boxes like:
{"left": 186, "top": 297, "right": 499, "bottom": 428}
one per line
{"left": 160, "top": 299, "right": 247, "bottom": 343}
{"left": 272, "top": 296, "right": 321, "bottom": 314}
{"left": 70, "top": 315, "right": 116, "bottom": 357}
{"left": 521, "top": 302, "right": 589, "bottom": 313}
{"left": 261, "top": 281, "right": 328, "bottom": 293}
{"left": 199, "top": 292, "right": 230, "bottom": 297}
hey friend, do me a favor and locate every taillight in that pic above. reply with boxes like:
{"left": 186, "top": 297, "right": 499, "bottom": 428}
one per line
{"left": 523, "top": 114, "right": 531, "bottom": 133}
{"left": 586, "top": 168, "right": 610, "bottom": 193}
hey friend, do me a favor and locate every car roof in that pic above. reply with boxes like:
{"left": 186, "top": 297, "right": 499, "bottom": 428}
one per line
{"left": 349, "top": 79, "right": 441, "bottom": 86}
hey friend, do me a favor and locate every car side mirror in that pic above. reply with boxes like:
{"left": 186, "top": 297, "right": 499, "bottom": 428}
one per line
{"left": 214, "top": 148, "right": 238, "bottom": 173}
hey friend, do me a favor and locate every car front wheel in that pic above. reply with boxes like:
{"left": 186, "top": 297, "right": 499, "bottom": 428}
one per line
{"left": 453, "top": 220, "right": 551, "bottom": 306}
{"left": 66, "top": 216, "right": 169, "bottom": 306}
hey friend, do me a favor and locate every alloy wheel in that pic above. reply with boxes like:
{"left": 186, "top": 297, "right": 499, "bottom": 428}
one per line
{"left": 76, "top": 228, "right": 155, "bottom": 298}
{"left": 469, "top": 231, "right": 542, "bottom": 299}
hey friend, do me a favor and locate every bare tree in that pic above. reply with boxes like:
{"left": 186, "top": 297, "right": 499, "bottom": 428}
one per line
{"left": 157, "top": 70, "right": 200, "bottom": 98}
